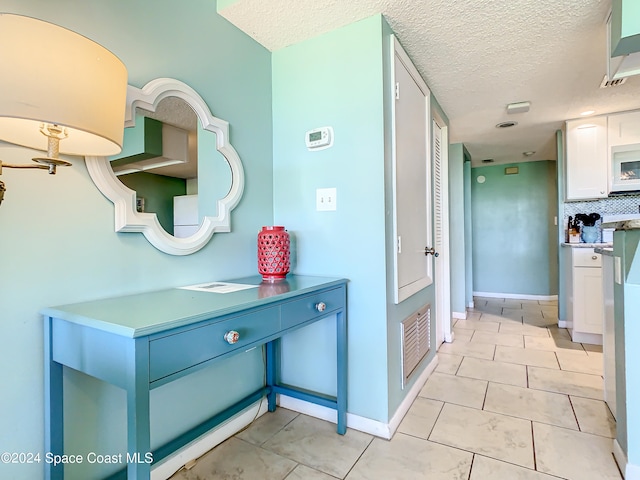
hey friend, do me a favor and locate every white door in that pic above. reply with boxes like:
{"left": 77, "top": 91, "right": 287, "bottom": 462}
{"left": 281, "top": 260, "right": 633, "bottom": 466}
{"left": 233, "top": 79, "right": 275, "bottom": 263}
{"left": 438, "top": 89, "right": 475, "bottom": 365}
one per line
{"left": 391, "top": 36, "right": 433, "bottom": 304}
{"left": 433, "top": 118, "right": 452, "bottom": 345}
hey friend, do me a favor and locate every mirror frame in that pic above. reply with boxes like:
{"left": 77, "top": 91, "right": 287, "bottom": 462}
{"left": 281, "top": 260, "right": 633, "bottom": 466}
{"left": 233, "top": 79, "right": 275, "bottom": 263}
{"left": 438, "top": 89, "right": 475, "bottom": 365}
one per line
{"left": 86, "top": 78, "right": 244, "bottom": 255}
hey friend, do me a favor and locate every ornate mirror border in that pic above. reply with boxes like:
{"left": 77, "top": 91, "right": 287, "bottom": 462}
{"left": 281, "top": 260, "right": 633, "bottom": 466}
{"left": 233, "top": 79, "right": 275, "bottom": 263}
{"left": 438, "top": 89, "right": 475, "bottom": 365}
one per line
{"left": 85, "top": 78, "right": 245, "bottom": 255}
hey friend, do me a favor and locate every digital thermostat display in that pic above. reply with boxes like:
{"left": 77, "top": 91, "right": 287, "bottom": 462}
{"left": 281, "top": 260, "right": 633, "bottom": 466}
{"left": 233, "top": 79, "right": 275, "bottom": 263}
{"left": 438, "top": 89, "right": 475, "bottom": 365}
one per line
{"left": 306, "top": 126, "right": 333, "bottom": 151}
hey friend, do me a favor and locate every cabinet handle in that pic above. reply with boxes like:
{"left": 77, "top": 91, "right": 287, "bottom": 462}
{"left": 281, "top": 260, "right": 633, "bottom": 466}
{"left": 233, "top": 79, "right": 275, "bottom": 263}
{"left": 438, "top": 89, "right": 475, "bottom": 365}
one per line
{"left": 592, "top": 255, "right": 598, "bottom": 260}
{"left": 223, "top": 330, "right": 240, "bottom": 344}
{"left": 315, "top": 302, "right": 327, "bottom": 312}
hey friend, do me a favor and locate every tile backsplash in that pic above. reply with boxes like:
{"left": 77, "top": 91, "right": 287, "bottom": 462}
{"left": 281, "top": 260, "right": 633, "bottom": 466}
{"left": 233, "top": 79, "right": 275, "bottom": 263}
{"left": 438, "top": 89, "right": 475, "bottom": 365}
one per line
{"left": 563, "top": 194, "right": 640, "bottom": 242}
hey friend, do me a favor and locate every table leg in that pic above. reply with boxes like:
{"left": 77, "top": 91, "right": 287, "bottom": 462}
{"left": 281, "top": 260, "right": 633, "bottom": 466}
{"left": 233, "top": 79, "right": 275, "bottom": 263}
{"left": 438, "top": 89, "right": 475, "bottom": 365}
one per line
{"left": 44, "top": 317, "right": 64, "bottom": 480}
{"left": 336, "top": 309, "right": 347, "bottom": 435}
{"left": 126, "top": 339, "right": 151, "bottom": 479}
{"left": 266, "top": 341, "right": 277, "bottom": 412}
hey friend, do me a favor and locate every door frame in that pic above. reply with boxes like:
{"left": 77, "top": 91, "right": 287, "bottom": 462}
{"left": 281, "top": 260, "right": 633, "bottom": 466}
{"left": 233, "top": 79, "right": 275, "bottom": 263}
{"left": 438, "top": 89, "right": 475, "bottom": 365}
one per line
{"left": 432, "top": 112, "right": 453, "bottom": 345}
{"left": 390, "top": 35, "right": 433, "bottom": 304}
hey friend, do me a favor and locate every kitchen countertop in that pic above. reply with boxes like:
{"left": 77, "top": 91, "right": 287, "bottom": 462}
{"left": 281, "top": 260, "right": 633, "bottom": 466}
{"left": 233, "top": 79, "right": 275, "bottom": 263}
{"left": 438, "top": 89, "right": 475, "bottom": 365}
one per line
{"left": 601, "top": 219, "right": 640, "bottom": 230}
{"left": 561, "top": 242, "right": 613, "bottom": 248}
{"left": 594, "top": 246, "right": 614, "bottom": 256}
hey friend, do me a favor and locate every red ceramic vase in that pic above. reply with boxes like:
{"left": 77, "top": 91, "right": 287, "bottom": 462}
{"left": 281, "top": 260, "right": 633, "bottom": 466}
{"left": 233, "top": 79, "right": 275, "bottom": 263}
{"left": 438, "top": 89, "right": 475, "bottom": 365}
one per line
{"left": 257, "top": 226, "right": 290, "bottom": 281}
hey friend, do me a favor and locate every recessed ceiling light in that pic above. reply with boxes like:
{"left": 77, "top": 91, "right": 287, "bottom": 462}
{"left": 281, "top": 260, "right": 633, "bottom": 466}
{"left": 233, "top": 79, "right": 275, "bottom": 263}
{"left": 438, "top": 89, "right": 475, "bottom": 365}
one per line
{"left": 523, "top": 151, "right": 535, "bottom": 157}
{"left": 496, "top": 121, "right": 518, "bottom": 128}
{"left": 580, "top": 110, "right": 596, "bottom": 116}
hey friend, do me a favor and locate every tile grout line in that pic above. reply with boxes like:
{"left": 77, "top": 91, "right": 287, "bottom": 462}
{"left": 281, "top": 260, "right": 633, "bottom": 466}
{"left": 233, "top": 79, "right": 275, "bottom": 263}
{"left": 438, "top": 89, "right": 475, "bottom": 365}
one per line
{"left": 530, "top": 421, "right": 538, "bottom": 473}
{"left": 467, "top": 453, "right": 476, "bottom": 480}
{"left": 340, "top": 434, "right": 375, "bottom": 480}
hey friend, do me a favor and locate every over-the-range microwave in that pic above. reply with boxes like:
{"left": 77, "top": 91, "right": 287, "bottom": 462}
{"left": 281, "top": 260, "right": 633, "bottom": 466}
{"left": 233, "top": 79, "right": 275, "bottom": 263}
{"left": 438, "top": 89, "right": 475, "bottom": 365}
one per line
{"left": 611, "top": 144, "right": 640, "bottom": 193}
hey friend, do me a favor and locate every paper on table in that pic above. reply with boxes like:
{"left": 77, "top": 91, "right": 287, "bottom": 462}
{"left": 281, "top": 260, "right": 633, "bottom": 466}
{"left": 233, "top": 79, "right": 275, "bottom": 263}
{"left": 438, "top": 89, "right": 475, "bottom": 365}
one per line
{"left": 178, "top": 281, "right": 258, "bottom": 294}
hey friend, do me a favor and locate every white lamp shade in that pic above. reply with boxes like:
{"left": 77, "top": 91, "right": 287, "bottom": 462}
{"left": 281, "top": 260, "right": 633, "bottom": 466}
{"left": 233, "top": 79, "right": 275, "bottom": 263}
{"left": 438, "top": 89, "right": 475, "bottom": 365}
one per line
{"left": 0, "top": 14, "right": 127, "bottom": 156}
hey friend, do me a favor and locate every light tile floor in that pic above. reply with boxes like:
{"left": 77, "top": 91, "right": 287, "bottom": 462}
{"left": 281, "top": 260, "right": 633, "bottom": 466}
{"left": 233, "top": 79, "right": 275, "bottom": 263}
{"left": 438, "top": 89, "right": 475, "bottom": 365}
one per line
{"left": 169, "top": 297, "right": 621, "bottom": 480}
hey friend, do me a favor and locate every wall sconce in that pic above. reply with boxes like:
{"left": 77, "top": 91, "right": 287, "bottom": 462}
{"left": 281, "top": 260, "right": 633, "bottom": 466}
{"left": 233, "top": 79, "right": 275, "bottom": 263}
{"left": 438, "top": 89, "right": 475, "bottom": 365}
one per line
{"left": 0, "top": 13, "right": 127, "bottom": 205}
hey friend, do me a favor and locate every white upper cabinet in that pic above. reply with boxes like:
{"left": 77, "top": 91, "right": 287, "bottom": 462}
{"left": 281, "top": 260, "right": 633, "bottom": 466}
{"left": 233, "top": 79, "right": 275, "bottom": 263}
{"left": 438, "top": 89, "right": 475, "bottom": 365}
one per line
{"left": 608, "top": 110, "right": 640, "bottom": 147}
{"left": 565, "top": 116, "right": 608, "bottom": 201}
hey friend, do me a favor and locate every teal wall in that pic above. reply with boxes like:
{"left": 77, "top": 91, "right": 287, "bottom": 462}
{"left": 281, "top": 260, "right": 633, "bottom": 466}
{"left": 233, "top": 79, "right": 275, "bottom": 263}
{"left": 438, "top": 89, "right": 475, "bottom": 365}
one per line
{"left": 272, "top": 15, "right": 446, "bottom": 423}
{"left": 0, "top": 2, "right": 272, "bottom": 479}
{"left": 449, "top": 143, "right": 467, "bottom": 315}
{"left": 272, "top": 15, "right": 389, "bottom": 422}
{"left": 615, "top": 229, "right": 640, "bottom": 468}
{"left": 611, "top": 0, "right": 640, "bottom": 57}
{"left": 471, "top": 160, "right": 558, "bottom": 296}
{"left": 386, "top": 33, "right": 447, "bottom": 419}
{"left": 464, "top": 160, "right": 474, "bottom": 307}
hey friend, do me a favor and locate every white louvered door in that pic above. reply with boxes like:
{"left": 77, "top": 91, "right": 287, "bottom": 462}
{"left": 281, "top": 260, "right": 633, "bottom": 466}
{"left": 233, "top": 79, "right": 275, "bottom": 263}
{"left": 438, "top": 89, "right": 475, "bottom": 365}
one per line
{"left": 433, "top": 118, "right": 452, "bottom": 346}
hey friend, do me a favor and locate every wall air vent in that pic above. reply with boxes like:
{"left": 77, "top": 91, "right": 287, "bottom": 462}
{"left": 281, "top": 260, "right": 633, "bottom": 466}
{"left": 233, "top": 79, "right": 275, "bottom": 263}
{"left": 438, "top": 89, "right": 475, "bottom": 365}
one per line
{"left": 401, "top": 304, "right": 431, "bottom": 388}
{"left": 600, "top": 74, "right": 627, "bottom": 88}
{"left": 482, "top": 158, "right": 494, "bottom": 163}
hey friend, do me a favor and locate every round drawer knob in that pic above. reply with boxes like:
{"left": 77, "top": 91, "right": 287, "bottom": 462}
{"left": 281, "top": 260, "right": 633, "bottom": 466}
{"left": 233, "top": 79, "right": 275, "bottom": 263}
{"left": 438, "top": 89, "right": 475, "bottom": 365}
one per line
{"left": 224, "top": 330, "right": 240, "bottom": 344}
{"left": 592, "top": 255, "right": 598, "bottom": 260}
{"left": 315, "top": 302, "right": 327, "bottom": 312}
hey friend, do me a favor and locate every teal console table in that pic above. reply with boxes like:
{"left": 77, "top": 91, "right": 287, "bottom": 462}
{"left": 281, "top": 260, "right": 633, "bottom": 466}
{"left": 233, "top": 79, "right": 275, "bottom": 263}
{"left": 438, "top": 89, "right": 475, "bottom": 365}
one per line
{"left": 42, "top": 275, "right": 347, "bottom": 479}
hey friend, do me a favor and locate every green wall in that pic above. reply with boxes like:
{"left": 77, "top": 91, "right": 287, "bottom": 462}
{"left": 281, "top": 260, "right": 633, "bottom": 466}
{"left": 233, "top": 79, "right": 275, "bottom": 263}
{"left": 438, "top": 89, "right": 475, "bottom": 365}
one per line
{"left": 464, "top": 160, "right": 474, "bottom": 307}
{"left": 272, "top": 15, "right": 389, "bottom": 422}
{"left": 119, "top": 172, "right": 187, "bottom": 233}
{"left": 449, "top": 143, "right": 468, "bottom": 315}
{"left": 0, "top": 2, "right": 272, "bottom": 478}
{"left": 272, "top": 15, "right": 446, "bottom": 423}
{"left": 471, "top": 160, "right": 558, "bottom": 296}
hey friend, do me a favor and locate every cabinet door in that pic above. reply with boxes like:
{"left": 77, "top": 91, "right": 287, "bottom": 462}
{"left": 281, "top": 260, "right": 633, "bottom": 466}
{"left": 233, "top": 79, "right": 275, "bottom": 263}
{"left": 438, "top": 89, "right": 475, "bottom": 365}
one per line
{"left": 391, "top": 36, "right": 433, "bottom": 303}
{"left": 566, "top": 117, "right": 608, "bottom": 200}
{"left": 573, "top": 266, "right": 603, "bottom": 335}
{"left": 608, "top": 110, "right": 640, "bottom": 147}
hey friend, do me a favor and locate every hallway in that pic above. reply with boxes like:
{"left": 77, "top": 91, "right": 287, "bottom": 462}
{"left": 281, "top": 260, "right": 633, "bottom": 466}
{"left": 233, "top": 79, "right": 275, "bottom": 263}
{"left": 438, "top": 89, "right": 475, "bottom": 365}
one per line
{"left": 170, "top": 297, "right": 621, "bottom": 479}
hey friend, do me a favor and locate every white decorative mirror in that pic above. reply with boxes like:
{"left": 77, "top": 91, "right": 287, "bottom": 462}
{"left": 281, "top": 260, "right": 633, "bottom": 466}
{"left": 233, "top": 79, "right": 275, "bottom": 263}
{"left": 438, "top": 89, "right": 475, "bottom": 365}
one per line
{"left": 86, "top": 78, "right": 244, "bottom": 255}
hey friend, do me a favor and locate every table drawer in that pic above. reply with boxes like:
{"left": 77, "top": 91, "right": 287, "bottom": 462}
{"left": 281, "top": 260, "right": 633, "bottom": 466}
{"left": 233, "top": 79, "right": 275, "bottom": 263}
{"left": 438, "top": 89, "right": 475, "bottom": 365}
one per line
{"left": 149, "top": 307, "right": 280, "bottom": 382}
{"left": 573, "top": 248, "right": 602, "bottom": 267}
{"left": 281, "top": 286, "right": 344, "bottom": 329}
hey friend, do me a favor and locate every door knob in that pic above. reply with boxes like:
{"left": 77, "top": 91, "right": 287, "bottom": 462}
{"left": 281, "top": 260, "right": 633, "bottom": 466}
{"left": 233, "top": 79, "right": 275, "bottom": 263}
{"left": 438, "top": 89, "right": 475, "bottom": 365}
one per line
{"left": 424, "top": 247, "right": 439, "bottom": 257}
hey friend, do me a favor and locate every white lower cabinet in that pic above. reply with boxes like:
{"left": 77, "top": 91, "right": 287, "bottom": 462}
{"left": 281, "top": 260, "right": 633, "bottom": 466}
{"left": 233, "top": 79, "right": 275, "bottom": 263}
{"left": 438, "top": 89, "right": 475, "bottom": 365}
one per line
{"left": 566, "top": 248, "right": 603, "bottom": 344}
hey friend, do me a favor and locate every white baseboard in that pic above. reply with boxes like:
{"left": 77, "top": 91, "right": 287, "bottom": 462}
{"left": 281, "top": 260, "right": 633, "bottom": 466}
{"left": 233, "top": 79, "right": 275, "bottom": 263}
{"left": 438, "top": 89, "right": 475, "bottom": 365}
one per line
{"left": 280, "top": 355, "right": 438, "bottom": 440}
{"left": 558, "top": 320, "right": 568, "bottom": 328}
{"left": 388, "top": 355, "right": 438, "bottom": 437}
{"left": 613, "top": 438, "right": 640, "bottom": 479}
{"left": 569, "top": 330, "right": 603, "bottom": 345}
{"left": 468, "top": 301, "right": 475, "bottom": 309}
{"left": 150, "top": 356, "right": 441, "bottom": 479}
{"left": 151, "top": 400, "right": 269, "bottom": 480}
{"left": 473, "top": 291, "right": 559, "bottom": 301}
{"left": 277, "top": 395, "right": 392, "bottom": 439}
{"left": 452, "top": 311, "right": 467, "bottom": 320}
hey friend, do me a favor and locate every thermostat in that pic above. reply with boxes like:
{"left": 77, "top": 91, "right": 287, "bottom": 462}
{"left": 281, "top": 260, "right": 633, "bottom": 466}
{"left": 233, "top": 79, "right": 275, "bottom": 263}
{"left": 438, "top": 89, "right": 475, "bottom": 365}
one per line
{"left": 305, "top": 126, "right": 333, "bottom": 151}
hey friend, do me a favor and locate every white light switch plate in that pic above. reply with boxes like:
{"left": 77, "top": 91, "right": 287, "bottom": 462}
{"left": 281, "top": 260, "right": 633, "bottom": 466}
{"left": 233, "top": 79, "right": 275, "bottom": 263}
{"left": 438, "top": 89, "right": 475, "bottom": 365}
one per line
{"left": 316, "top": 188, "right": 337, "bottom": 211}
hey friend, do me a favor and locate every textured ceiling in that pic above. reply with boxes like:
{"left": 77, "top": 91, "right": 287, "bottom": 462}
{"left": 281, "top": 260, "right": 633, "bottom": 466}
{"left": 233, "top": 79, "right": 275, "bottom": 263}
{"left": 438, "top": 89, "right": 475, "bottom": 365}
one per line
{"left": 219, "top": 0, "right": 640, "bottom": 166}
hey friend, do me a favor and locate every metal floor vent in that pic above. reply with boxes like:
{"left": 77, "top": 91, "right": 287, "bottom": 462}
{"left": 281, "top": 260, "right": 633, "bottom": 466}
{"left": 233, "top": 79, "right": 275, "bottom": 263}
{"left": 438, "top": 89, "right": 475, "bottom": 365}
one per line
{"left": 600, "top": 74, "right": 627, "bottom": 88}
{"left": 401, "top": 304, "right": 431, "bottom": 388}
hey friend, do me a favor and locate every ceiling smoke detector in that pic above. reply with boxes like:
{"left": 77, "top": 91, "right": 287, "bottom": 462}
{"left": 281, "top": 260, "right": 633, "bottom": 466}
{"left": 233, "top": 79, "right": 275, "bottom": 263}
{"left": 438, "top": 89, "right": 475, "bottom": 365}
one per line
{"left": 496, "top": 121, "right": 518, "bottom": 128}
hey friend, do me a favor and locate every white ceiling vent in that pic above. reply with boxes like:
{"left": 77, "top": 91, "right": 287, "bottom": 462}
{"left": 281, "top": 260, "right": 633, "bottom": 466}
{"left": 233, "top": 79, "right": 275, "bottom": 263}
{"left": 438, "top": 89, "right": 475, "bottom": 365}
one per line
{"left": 600, "top": 74, "right": 628, "bottom": 88}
